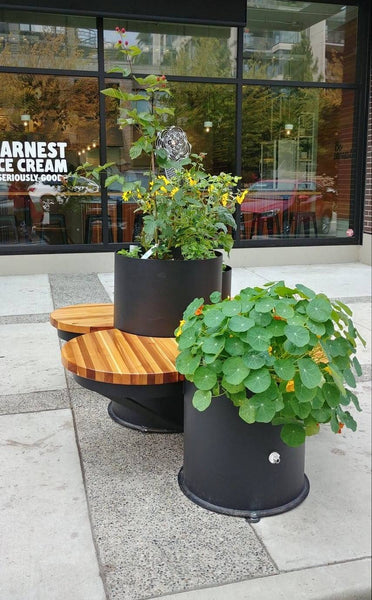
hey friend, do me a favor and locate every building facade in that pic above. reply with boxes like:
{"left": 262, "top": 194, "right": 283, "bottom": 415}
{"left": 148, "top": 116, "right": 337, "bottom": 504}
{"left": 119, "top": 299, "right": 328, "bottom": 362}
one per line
{"left": 0, "top": 0, "right": 370, "bottom": 272}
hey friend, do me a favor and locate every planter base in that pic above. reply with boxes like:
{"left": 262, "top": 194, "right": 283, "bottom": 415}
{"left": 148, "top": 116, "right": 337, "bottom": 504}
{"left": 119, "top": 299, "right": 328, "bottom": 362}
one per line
{"left": 74, "top": 374, "right": 183, "bottom": 433}
{"left": 178, "top": 468, "right": 310, "bottom": 520}
{"left": 107, "top": 399, "right": 183, "bottom": 433}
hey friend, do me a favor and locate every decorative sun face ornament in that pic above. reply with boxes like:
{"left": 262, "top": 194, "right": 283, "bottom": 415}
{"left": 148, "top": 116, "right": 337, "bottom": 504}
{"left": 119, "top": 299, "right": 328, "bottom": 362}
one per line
{"left": 156, "top": 126, "right": 191, "bottom": 162}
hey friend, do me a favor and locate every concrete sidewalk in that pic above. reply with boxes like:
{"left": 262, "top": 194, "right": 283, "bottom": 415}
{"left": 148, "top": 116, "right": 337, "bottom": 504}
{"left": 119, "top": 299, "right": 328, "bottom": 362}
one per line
{"left": 0, "top": 263, "right": 371, "bottom": 600}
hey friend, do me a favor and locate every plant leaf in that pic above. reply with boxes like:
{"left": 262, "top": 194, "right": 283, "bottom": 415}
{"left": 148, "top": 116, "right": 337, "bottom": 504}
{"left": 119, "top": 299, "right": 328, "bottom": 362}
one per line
{"left": 244, "top": 367, "right": 272, "bottom": 393}
{"left": 280, "top": 423, "right": 306, "bottom": 447}
{"left": 192, "top": 389, "right": 212, "bottom": 411}
{"left": 297, "top": 357, "right": 323, "bottom": 388}
{"left": 193, "top": 366, "right": 217, "bottom": 390}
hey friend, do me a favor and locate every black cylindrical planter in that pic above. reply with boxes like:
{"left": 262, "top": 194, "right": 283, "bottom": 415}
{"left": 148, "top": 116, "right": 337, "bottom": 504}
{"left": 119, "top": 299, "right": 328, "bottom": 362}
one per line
{"left": 114, "top": 252, "right": 223, "bottom": 337}
{"left": 179, "top": 383, "right": 309, "bottom": 519}
{"left": 222, "top": 264, "right": 232, "bottom": 299}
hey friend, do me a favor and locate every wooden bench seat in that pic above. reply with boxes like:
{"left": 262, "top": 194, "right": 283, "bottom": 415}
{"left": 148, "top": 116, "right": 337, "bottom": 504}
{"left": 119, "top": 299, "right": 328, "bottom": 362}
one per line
{"left": 61, "top": 328, "right": 183, "bottom": 433}
{"left": 50, "top": 303, "right": 114, "bottom": 340}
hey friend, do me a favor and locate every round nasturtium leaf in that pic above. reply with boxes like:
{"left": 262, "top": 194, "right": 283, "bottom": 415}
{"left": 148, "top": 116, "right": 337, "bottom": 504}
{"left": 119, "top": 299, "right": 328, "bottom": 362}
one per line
{"left": 201, "top": 336, "right": 225, "bottom": 355}
{"left": 239, "top": 398, "right": 256, "bottom": 424}
{"left": 245, "top": 326, "right": 271, "bottom": 352}
{"left": 284, "top": 324, "right": 310, "bottom": 347}
{"left": 274, "top": 300, "right": 295, "bottom": 319}
{"left": 322, "top": 382, "right": 341, "bottom": 408}
{"left": 306, "top": 296, "right": 332, "bottom": 323}
{"left": 273, "top": 358, "right": 296, "bottom": 381}
{"left": 229, "top": 315, "right": 254, "bottom": 332}
{"left": 297, "top": 358, "right": 323, "bottom": 389}
{"left": 280, "top": 423, "right": 306, "bottom": 447}
{"left": 255, "top": 297, "right": 276, "bottom": 313}
{"left": 175, "top": 350, "right": 201, "bottom": 375}
{"left": 224, "top": 336, "right": 245, "bottom": 356}
{"left": 203, "top": 309, "right": 226, "bottom": 328}
{"left": 243, "top": 352, "right": 266, "bottom": 370}
{"left": 221, "top": 300, "right": 242, "bottom": 317}
{"left": 222, "top": 356, "right": 250, "bottom": 385}
{"left": 252, "top": 398, "right": 277, "bottom": 423}
{"left": 192, "top": 389, "right": 212, "bottom": 411}
{"left": 193, "top": 366, "right": 217, "bottom": 390}
{"left": 244, "top": 367, "right": 272, "bottom": 393}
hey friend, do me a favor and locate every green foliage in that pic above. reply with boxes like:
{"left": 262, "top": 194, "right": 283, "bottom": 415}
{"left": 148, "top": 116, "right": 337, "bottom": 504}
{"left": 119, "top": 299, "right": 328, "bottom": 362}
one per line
{"left": 175, "top": 282, "right": 365, "bottom": 447}
{"left": 94, "top": 28, "right": 246, "bottom": 260}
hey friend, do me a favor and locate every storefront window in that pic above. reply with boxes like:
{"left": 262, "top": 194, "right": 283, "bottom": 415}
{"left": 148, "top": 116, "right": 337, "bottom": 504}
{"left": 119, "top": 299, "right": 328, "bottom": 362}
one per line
{"left": 240, "top": 85, "right": 355, "bottom": 240}
{"left": 0, "top": 11, "right": 97, "bottom": 70}
{"left": 0, "top": 73, "right": 100, "bottom": 246}
{"left": 244, "top": 1, "right": 358, "bottom": 83}
{"left": 103, "top": 19, "right": 237, "bottom": 78}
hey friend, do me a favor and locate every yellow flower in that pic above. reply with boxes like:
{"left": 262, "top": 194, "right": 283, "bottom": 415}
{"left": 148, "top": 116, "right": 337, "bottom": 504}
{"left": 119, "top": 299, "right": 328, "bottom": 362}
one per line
{"left": 170, "top": 187, "right": 179, "bottom": 197}
{"left": 268, "top": 346, "right": 273, "bottom": 355}
{"left": 188, "top": 176, "right": 197, "bottom": 186}
{"left": 160, "top": 186, "right": 167, "bottom": 193}
{"left": 221, "top": 193, "right": 229, "bottom": 206}
{"left": 175, "top": 319, "right": 185, "bottom": 337}
{"left": 158, "top": 175, "right": 170, "bottom": 185}
{"left": 236, "top": 189, "right": 248, "bottom": 204}
{"left": 324, "top": 366, "right": 332, "bottom": 374}
{"left": 208, "top": 185, "right": 214, "bottom": 194}
{"left": 286, "top": 380, "right": 295, "bottom": 392}
{"left": 122, "top": 191, "right": 131, "bottom": 202}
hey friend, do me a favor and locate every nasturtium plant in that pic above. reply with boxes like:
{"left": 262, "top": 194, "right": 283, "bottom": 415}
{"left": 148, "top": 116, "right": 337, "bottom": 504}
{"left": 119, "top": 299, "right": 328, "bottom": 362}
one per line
{"left": 175, "top": 281, "right": 365, "bottom": 447}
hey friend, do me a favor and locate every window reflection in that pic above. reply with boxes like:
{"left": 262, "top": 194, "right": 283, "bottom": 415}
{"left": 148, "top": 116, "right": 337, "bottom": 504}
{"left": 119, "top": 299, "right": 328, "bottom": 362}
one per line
{"left": 104, "top": 20, "right": 237, "bottom": 77}
{"left": 244, "top": 1, "right": 358, "bottom": 83}
{"left": 0, "top": 73, "right": 100, "bottom": 246}
{"left": 0, "top": 11, "right": 97, "bottom": 70}
{"left": 240, "top": 86, "right": 355, "bottom": 240}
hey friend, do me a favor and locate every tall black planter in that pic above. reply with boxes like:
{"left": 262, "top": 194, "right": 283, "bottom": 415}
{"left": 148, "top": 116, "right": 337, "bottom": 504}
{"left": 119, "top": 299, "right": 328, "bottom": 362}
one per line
{"left": 178, "top": 383, "right": 309, "bottom": 520}
{"left": 114, "top": 252, "right": 223, "bottom": 337}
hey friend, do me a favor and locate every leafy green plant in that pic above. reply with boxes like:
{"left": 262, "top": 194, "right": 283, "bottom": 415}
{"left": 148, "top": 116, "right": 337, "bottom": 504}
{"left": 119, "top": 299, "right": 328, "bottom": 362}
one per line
{"left": 175, "top": 282, "right": 365, "bottom": 447}
{"left": 84, "top": 27, "right": 247, "bottom": 260}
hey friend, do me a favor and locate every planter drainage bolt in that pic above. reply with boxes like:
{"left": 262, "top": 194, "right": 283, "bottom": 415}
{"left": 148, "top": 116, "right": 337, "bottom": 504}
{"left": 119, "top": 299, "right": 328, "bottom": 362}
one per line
{"left": 269, "top": 451, "right": 281, "bottom": 464}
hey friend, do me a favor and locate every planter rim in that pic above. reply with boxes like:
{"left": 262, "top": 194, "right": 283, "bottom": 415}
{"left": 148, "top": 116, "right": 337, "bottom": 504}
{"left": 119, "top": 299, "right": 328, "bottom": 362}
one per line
{"left": 115, "top": 250, "right": 222, "bottom": 264}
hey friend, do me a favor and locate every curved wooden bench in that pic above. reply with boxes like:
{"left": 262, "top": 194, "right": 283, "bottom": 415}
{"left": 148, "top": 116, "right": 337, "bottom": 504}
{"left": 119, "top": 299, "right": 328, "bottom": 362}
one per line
{"left": 50, "top": 303, "right": 114, "bottom": 340}
{"left": 61, "top": 328, "right": 183, "bottom": 433}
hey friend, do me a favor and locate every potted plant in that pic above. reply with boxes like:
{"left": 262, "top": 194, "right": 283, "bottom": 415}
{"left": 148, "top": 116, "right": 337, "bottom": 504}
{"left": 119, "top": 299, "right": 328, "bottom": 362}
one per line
{"left": 82, "top": 28, "right": 246, "bottom": 337}
{"left": 175, "top": 282, "right": 365, "bottom": 519}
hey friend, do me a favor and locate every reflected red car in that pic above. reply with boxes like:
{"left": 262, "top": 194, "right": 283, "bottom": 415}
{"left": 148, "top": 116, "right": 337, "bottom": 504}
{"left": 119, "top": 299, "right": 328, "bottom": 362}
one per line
{"left": 240, "top": 179, "right": 337, "bottom": 237}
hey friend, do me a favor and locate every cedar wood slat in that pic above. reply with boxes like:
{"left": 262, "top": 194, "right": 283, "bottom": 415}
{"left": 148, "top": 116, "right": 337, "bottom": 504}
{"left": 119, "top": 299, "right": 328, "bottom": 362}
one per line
{"left": 61, "top": 329, "right": 183, "bottom": 385}
{"left": 50, "top": 303, "right": 114, "bottom": 334}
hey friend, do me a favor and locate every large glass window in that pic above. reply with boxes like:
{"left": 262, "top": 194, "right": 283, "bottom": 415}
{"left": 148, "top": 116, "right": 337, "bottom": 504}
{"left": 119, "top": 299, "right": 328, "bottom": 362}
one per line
{"left": 244, "top": 1, "right": 358, "bottom": 83}
{"left": 0, "top": 73, "right": 100, "bottom": 246}
{"left": 0, "top": 11, "right": 98, "bottom": 70}
{"left": 103, "top": 19, "right": 237, "bottom": 77}
{"left": 240, "top": 85, "right": 355, "bottom": 240}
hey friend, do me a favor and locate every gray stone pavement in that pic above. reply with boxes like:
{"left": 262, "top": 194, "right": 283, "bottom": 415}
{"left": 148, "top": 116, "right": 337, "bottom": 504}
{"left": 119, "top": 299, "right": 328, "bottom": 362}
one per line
{"left": 0, "top": 263, "right": 371, "bottom": 600}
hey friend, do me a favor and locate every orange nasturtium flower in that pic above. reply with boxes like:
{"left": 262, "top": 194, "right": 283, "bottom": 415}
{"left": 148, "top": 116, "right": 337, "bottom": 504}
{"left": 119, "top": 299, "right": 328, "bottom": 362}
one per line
{"left": 194, "top": 305, "right": 204, "bottom": 316}
{"left": 286, "top": 379, "right": 295, "bottom": 392}
{"left": 337, "top": 422, "right": 345, "bottom": 434}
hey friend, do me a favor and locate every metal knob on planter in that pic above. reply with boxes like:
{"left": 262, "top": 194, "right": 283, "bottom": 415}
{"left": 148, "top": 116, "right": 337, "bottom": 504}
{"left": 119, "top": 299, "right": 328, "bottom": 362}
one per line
{"left": 268, "top": 451, "right": 281, "bottom": 464}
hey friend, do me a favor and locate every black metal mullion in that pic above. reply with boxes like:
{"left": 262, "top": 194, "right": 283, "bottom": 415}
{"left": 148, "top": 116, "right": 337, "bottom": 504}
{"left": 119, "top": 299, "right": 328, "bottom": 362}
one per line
{"left": 96, "top": 16, "right": 110, "bottom": 247}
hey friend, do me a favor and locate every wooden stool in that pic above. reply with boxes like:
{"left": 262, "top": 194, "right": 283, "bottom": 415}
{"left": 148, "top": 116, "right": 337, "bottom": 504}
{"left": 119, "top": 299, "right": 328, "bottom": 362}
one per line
{"left": 61, "top": 328, "right": 183, "bottom": 433}
{"left": 293, "top": 211, "right": 318, "bottom": 237}
{"left": 250, "top": 210, "right": 281, "bottom": 238}
{"left": 50, "top": 303, "right": 114, "bottom": 340}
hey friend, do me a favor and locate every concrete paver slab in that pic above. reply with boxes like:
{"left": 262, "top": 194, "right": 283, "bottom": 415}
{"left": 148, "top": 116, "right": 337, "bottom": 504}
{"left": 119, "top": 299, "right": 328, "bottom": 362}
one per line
{"left": 250, "top": 263, "right": 372, "bottom": 298}
{"left": 70, "top": 388, "right": 277, "bottom": 600}
{"left": 154, "top": 558, "right": 371, "bottom": 600}
{"left": 0, "top": 409, "right": 105, "bottom": 600}
{"left": 252, "top": 380, "right": 371, "bottom": 570}
{"left": 0, "top": 322, "right": 66, "bottom": 395}
{"left": 0, "top": 274, "right": 53, "bottom": 316}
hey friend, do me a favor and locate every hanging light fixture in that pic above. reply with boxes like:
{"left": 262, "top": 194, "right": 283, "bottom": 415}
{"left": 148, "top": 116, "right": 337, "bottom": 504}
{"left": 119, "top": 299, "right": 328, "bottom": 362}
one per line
{"left": 204, "top": 120, "right": 213, "bottom": 133}
{"left": 285, "top": 123, "right": 293, "bottom": 136}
